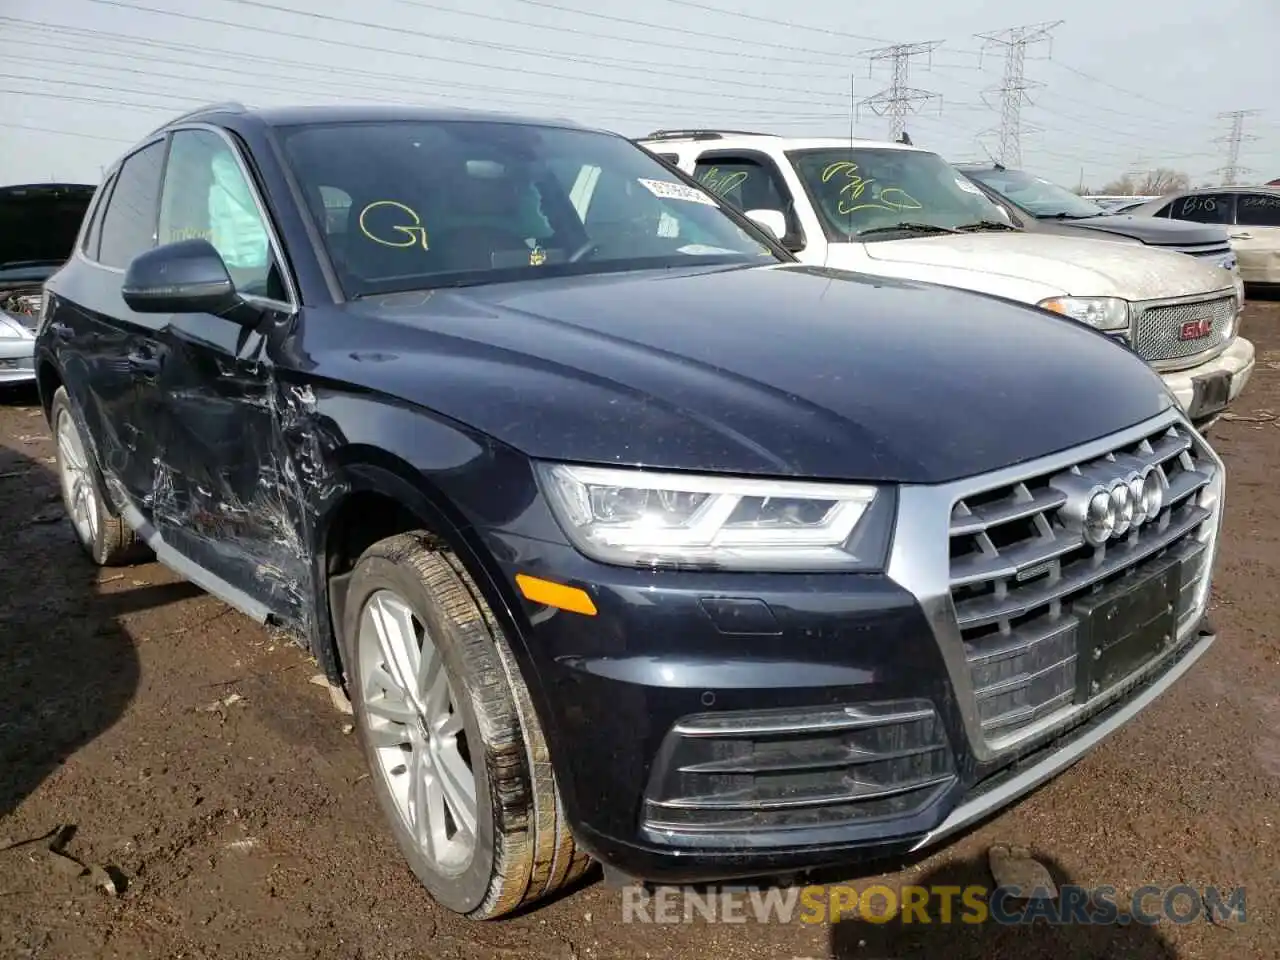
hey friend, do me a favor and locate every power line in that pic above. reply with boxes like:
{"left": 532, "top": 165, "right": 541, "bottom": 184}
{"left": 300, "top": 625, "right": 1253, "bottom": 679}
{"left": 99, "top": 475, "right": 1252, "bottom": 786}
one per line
{"left": 0, "top": 121, "right": 136, "bottom": 144}
{"left": 974, "top": 20, "right": 1061, "bottom": 166}
{"left": 857, "top": 41, "right": 943, "bottom": 141}
{"left": 0, "top": 17, "right": 846, "bottom": 107}
{"left": 1213, "top": 110, "right": 1262, "bottom": 186}
{"left": 385, "top": 0, "right": 857, "bottom": 80}
{"left": 622, "top": 0, "right": 986, "bottom": 63}
{"left": 16, "top": 14, "right": 1203, "bottom": 166}
{"left": 228, "top": 0, "right": 851, "bottom": 67}
{"left": 5, "top": 38, "right": 856, "bottom": 121}
{"left": 77, "top": 0, "right": 854, "bottom": 109}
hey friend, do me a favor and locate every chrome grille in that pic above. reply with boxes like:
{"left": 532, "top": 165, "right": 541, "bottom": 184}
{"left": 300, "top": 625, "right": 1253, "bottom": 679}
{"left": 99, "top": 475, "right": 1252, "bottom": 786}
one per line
{"left": 948, "top": 420, "right": 1218, "bottom": 748}
{"left": 1132, "top": 294, "right": 1235, "bottom": 364}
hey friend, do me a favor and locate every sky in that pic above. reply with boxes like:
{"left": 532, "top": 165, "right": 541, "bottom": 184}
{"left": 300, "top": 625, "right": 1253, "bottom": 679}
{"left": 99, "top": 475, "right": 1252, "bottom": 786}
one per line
{"left": 1, "top": 0, "right": 1277, "bottom": 190}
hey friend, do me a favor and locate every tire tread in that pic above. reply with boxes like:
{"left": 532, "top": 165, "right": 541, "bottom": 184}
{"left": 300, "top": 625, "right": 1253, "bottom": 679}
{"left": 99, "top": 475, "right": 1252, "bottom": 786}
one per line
{"left": 353, "top": 533, "right": 587, "bottom": 919}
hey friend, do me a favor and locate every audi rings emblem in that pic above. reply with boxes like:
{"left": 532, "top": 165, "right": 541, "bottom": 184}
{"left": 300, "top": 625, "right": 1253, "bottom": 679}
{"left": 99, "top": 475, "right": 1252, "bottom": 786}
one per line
{"left": 1053, "top": 467, "right": 1167, "bottom": 546}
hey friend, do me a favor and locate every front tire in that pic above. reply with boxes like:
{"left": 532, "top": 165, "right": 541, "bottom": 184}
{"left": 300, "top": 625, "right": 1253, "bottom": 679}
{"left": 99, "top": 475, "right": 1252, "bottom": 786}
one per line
{"left": 50, "top": 386, "right": 149, "bottom": 567}
{"left": 341, "top": 533, "right": 589, "bottom": 918}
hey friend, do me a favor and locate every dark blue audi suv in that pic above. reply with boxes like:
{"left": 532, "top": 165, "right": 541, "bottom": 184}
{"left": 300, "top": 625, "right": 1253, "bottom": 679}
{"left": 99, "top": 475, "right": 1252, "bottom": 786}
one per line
{"left": 33, "top": 102, "right": 1223, "bottom": 919}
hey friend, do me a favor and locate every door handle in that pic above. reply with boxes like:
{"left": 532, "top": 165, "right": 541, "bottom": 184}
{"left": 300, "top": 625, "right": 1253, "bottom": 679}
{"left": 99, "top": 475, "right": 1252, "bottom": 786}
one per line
{"left": 126, "top": 351, "right": 162, "bottom": 377}
{"left": 1230, "top": 233, "right": 1252, "bottom": 240}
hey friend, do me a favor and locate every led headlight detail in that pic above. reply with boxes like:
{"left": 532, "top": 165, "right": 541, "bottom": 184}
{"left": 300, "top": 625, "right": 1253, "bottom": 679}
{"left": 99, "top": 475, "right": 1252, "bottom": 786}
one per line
{"left": 536, "top": 463, "right": 892, "bottom": 571}
{"left": 1037, "top": 296, "right": 1130, "bottom": 332}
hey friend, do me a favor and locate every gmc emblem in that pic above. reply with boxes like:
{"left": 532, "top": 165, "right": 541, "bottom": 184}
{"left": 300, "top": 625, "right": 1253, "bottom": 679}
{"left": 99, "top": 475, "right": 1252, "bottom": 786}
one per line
{"left": 1179, "top": 317, "right": 1213, "bottom": 341}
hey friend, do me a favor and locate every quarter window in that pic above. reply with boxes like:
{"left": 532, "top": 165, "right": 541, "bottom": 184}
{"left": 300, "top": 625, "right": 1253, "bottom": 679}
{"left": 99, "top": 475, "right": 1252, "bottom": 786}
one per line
{"left": 81, "top": 173, "right": 117, "bottom": 260}
{"left": 158, "top": 129, "right": 280, "bottom": 299}
{"left": 97, "top": 142, "right": 166, "bottom": 269}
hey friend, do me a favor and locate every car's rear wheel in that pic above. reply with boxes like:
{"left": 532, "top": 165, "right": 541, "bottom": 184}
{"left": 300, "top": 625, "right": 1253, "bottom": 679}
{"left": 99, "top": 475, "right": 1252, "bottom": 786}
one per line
{"left": 341, "top": 532, "right": 589, "bottom": 918}
{"left": 50, "top": 386, "right": 149, "bottom": 567}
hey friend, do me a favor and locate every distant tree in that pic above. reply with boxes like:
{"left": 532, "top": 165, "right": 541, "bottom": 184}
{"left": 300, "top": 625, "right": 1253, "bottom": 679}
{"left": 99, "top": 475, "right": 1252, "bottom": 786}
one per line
{"left": 1096, "top": 169, "right": 1190, "bottom": 196}
{"left": 1136, "top": 168, "right": 1190, "bottom": 194}
{"left": 1099, "top": 174, "right": 1137, "bottom": 195}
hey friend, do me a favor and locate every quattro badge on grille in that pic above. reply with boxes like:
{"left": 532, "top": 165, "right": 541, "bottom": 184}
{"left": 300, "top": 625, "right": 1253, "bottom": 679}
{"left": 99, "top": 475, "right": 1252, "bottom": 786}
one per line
{"left": 1179, "top": 317, "right": 1213, "bottom": 341}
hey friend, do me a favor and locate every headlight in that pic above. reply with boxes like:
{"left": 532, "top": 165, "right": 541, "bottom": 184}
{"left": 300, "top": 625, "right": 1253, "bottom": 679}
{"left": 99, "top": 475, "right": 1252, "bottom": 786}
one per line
{"left": 535, "top": 463, "right": 893, "bottom": 571}
{"left": 1037, "top": 296, "right": 1130, "bottom": 332}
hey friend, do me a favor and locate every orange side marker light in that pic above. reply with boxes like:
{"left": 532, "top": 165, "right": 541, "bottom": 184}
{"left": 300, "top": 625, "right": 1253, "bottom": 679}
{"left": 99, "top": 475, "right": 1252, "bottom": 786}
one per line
{"left": 515, "top": 574, "right": 598, "bottom": 616}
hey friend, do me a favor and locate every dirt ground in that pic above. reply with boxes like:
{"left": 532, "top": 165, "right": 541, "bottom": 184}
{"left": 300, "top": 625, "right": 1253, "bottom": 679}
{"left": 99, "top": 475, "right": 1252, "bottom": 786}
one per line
{"left": 2, "top": 301, "right": 1278, "bottom": 960}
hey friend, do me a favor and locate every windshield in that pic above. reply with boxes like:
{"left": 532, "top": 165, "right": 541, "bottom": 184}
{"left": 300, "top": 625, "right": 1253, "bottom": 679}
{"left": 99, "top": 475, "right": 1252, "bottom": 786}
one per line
{"left": 277, "top": 120, "right": 776, "bottom": 297}
{"left": 787, "top": 148, "right": 1011, "bottom": 241}
{"left": 964, "top": 167, "right": 1106, "bottom": 219}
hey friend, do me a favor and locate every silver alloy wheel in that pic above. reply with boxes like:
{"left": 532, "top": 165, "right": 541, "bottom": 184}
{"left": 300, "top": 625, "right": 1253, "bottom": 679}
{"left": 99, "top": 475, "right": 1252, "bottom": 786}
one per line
{"left": 56, "top": 407, "right": 99, "bottom": 547}
{"left": 357, "top": 589, "right": 477, "bottom": 872}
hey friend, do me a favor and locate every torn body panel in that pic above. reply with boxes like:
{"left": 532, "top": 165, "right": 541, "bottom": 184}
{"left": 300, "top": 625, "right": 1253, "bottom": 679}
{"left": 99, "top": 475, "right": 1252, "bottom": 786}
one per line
{"left": 127, "top": 310, "right": 348, "bottom": 651}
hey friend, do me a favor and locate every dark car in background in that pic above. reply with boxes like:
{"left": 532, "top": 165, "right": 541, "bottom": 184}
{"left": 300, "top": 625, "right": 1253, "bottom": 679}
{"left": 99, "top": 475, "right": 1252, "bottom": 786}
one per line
{"left": 956, "top": 164, "right": 1241, "bottom": 279}
{"left": 0, "top": 183, "right": 96, "bottom": 388}
{"left": 34, "top": 102, "right": 1224, "bottom": 919}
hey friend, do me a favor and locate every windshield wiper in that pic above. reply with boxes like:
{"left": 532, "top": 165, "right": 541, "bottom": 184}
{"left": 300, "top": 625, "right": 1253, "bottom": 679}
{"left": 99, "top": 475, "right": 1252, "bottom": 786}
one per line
{"left": 856, "top": 222, "right": 959, "bottom": 238}
{"left": 954, "top": 220, "right": 1019, "bottom": 232}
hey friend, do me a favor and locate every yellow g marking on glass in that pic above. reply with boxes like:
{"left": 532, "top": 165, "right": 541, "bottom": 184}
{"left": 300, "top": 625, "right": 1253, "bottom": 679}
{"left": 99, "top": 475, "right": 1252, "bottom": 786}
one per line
{"left": 359, "top": 200, "right": 429, "bottom": 250}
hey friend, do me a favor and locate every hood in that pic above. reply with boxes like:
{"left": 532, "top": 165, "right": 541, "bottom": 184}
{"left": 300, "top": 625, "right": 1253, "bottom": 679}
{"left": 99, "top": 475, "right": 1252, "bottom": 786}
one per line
{"left": 861, "top": 232, "right": 1232, "bottom": 300}
{"left": 1052, "top": 214, "right": 1230, "bottom": 248}
{"left": 326, "top": 264, "right": 1174, "bottom": 484}
{"left": 0, "top": 183, "right": 95, "bottom": 273}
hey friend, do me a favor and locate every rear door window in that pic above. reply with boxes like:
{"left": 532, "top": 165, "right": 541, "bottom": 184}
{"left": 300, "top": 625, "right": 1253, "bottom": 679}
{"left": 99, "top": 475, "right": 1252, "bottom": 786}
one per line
{"left": 692, "top": 153, "right": 801, "bottom": 242}
{"left": 1166, "top": 193, "right": 1235, "bottom": 225}
{"left": 1236, "top": 194, "right": 1280, "bottom": 228}
{"left": 97, "top": 141, "right": 166, "bottom": 269}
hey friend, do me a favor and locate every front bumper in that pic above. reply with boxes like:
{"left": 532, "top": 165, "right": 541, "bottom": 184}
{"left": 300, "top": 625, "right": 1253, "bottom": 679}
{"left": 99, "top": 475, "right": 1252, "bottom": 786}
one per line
{"left": 1160, "top": 335, "right": 1255, "bottom": 426}
{"left": 487, "top": 411, "right": 1222, "bottom": 883}
{"left": 0, "top": 333, "right": 36, "bottom": 385}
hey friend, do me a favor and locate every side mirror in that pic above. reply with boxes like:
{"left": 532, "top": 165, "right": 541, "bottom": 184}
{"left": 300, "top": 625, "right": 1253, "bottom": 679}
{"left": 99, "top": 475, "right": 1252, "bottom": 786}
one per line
{"left": 745, "top": 208, "right": 788, "bottom": 242}
{"left": 122, "top": 239, "right": 244, "bottom": 318}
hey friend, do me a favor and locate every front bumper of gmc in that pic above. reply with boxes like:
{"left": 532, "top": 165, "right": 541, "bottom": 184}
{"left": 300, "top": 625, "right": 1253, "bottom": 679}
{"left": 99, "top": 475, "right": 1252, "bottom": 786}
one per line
{"left": 1160, "top": 335, "right": 1255, "bottom": 426}
{"left": 490, "top": 408, "right": 1223, "bottom": 884}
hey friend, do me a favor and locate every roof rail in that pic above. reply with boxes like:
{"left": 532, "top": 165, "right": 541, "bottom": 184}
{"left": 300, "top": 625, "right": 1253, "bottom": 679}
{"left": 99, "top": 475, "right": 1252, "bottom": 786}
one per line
{"left": 641, "top": 129, "right": 772, "bottom": 142}
{"left": 145, "top": 101, "right": 248, "bottom": 136}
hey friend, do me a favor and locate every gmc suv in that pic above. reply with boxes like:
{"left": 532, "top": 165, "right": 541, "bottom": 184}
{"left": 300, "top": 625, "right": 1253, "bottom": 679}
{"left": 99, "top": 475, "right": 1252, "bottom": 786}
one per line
{"left": 35, "top": 103, "right": 1223, "bottom": 919}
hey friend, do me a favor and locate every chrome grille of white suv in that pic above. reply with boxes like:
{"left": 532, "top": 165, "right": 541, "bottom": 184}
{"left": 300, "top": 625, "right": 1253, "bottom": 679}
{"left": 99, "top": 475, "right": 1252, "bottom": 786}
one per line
{"left": 947, "top": 420, "right": 1219, "bottom": 748}
{"left": 1132, "top": 293, "right": 1236, "bottom": 364}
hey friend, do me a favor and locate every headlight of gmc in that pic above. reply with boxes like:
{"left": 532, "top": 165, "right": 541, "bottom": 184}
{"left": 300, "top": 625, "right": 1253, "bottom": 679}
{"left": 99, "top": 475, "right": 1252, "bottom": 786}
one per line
{"left": 535, "top": 463, "right": 895, "bottom": 571}
{"left": 1038, "top": 296, "right": 1130, "bottom": 332}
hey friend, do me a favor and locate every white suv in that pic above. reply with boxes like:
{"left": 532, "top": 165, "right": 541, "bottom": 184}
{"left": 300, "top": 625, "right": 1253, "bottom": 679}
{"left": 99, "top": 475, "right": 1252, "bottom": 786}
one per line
{"left": 638, "top": 130, "right": 1254, "bottom": 429}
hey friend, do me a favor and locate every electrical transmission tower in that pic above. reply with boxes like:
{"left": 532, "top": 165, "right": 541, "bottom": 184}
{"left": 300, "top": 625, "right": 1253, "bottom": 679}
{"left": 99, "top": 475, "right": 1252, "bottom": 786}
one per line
{"left": 857, "top": 41, "right": 943, "bottom": 141}
{"left": 1213, "top": 110, "right": 1261, "bottom": 185}
{"left": 975, "top": 21, "right": 1062, "bottom": 166}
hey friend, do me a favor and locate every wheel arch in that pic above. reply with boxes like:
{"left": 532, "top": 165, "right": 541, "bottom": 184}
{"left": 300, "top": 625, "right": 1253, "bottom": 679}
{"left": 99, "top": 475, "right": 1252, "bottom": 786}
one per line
{"left": 36, "top": 357, "right": 63, "bottom": 422}
{"left": 315, "top": 446, "right": 544, "bottom": 709}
